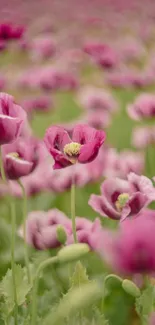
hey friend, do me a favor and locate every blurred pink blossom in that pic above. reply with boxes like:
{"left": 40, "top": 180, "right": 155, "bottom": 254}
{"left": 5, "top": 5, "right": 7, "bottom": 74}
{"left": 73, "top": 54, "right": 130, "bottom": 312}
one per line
{"left": 132, "top": 126, "right": 155, "bottom": 148}
{"left": 30, "top": 35, "right": 56, "bottom": 60}
{"left": 100, "top": 209, "right": 155, "bottom": 274}
{"left": 128, "top": 93, "right": 155, "bottom": 121}
{"left": 22, "top": 209, "right": 71, "bottom": 250}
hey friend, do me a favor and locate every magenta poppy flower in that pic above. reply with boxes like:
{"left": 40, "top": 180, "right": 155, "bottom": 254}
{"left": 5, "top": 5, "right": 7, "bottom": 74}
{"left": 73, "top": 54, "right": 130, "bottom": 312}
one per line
{"left": 2, "top": 137, "right": 39, "bottom": 180}
{"left": 110, "top": 210, "right": 155, "bottom": 274}
{"left": 44, "top": 124, "right": 106, "bottom": 169}
{"left": 20, "top": 209, "right": 71, "bottom": 250}
{"left": 0, "top": 23, "right": 24, "bottom": 41}
{"left": 89, "top": 173, "right": 155, "bottom": 220}
{"left": 0, "top": 93, "right": 26, "bottom": 145}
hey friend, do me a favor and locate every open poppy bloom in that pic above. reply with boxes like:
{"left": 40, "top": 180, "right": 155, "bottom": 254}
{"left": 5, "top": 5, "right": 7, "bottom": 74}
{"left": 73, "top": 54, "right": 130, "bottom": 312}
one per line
{"left": 89, "top": 173, "right": 155, "bottom": 221}
{"left": 0, "top": 93, "right": 26, "bottom": 145}
{"left": 44, "top": 124, "right": 106, "bottom": 169}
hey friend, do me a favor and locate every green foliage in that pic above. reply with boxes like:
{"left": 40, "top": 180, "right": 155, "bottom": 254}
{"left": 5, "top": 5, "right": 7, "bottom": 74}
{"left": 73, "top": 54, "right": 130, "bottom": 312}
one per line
{"left": 135, "top": 283, "right": 155, "bottom": 325}
{"left": 69, "top": 261, "right": 90, "bottom": 289}
{"left": 0, "top": 264, "right": 32, "bottom": 319}
{"left": 64, "top": 309, "right": 109, "bottom": 325}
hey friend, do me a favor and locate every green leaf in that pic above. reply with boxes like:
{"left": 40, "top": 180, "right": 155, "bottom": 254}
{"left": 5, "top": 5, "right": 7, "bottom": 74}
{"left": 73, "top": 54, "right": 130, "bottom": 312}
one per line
{"left": 0, "top": 264, "right": 32, "bottom": 313}
{"left": 135, "top": 284, "right": 154, "bottom": 325}
{"left": 69, "top": 261, "right": 90, "bottom": 290}
{"left": 43, "top": 282, "right": 102, "bottom": 325}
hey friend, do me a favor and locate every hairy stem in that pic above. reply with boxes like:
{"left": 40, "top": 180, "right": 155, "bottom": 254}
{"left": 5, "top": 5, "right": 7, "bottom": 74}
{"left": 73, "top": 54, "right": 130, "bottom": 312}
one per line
{"left": 31, "top": 256, "right": 58, "bottom": 325}
{"left": 71, "top": 180, "right": 77, "bottom": 243}
{"left": 0, "top": 146, "right": 18, "bottom": 324}
{"left": 17, "top": 179, "right": 31, "bottom": 284}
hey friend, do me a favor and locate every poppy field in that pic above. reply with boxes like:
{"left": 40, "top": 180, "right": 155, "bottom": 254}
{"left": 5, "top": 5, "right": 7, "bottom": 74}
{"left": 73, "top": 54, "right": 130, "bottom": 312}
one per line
{"left": 0, "top": 1, "right": 155, "bottom": 324}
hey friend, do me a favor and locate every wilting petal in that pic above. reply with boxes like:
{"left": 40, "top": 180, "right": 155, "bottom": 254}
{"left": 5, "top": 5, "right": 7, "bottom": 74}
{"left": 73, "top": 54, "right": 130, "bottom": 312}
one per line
{"left": 5, "top": 155, "right": 33, "bottom": 180}
{"left": 89, "top": 194, "right": 120, "bottom": 220}
{"left": 0, "top": 116, "right": 23, "bottom": 145}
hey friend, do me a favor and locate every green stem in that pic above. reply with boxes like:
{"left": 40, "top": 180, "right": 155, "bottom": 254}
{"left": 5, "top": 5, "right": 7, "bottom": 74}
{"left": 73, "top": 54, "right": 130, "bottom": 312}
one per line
{"left": 71, "top": 181, "right": 77, "bottom": 243}
{"left": 101, "top": 274, "right": 122, "bottom": 312}
{"left": 0, "top": 147, "right": 18, "bottom": 324}
{"left": 10, "top": 199, "right": 18, "bottom": 325}
{"left": 50, "top": 265, "right": 63, "bottom": 294}
{"left": 17, "top": 179, "right": 31, "bottom": 284}
{"left": 145, "top": 145, "right": 154, "bottom": 178}
{"left": 0, "top": 147, "right": 6, "bottom": 182}
{"left": 31, "top": 256, "right": 58, "bottom": 325}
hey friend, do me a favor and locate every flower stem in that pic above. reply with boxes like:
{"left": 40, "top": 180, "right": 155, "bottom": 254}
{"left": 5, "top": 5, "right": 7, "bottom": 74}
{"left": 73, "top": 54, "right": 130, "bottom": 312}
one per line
{"left": 31, "top": 256, "right": 58, "bottom": 325}
{"left": 71, "top": 180, "right": 77, "bottom": 243}
{"left": 145, "top": 145, "right": 154, "bottom": 178}
{"left": 10, "top": 199, "right": 18, "bottom": 325}
{"left": 0, "top": 146, "right": 6, "bottom": 182}
{"left": 17, "top": 179, "right": 31, "bottom": 284}
{"left": 0, "top": 146, "right": 18, "bottom": 324}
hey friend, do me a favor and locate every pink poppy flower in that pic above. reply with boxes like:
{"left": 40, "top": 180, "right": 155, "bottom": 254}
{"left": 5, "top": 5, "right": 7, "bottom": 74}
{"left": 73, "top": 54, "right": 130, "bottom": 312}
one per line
{"left": 39, "top": 67, "right": 78, "bottom": 91}
{"left": 85, "top": 111, "right": 111, "bottom": 129}
{"left": 67, "top": 218, "right": 103, "bottom": 249}
{"left": 21, "top": 95, "right": 52, "bottom": 117}
{"left": 0, "top": 93, "right": 26, "bottom": 145}
{"left": 10, "top": 144, "right": 53, "bottom": 197}
{"left": 105, "top": 72, "right": 132, "bottom": 88}
{"left": 132, "top": 126, "right": 155, "bottom": 148}
{"left": 116, "top": 150, "right": 144, "bottom": 178}
{"left": 44, "top": 124, "right": 106, "bottom": 169}
{"left": 89, "top": 173, "right": 155, "bottom": 220}
{"left": 30, "top": 35, "right": 56, "bottom": 60}
{"left": 127, "top": 93, "right": 155, "bottom": 121}
{"left": 83, "top": 41, "right": 118, "bottom": 69}
{"left": 2, "top": 137, "right": 39, "bottom": 180}
{"left": 107, "top": 210, "right": 155, "bottom": 274}
{"left": 77, "top": 86, "right": 117, "bottom": 113}
{"left": 21, "top": 209, "right": 71, "bottom": 250}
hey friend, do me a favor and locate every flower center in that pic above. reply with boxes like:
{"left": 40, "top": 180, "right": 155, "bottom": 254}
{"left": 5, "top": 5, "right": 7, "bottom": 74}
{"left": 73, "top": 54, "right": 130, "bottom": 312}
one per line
{"left": 64, "top": 142, "right": 81, "bottom": 158}
{"left": 9, "top": 152, "right": 19, "bottom": 158}
{"left": 115, "top": 193, "right": 129, "bottom": 212}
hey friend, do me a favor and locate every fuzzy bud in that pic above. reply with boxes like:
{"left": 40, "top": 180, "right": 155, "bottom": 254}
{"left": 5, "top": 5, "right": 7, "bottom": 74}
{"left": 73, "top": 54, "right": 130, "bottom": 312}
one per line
{"left": 58, "top": 243, "right": 90, "bottom": 263}
{"left": 122, "top": 279, "right": 141, "bottom": 298}
{"left": 56, "top": 225, "right": 67, "bottom": 245}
